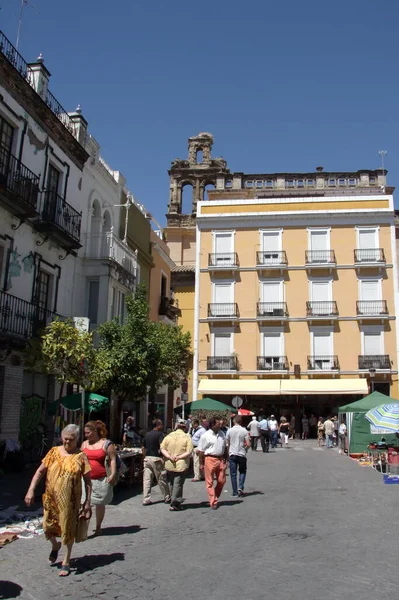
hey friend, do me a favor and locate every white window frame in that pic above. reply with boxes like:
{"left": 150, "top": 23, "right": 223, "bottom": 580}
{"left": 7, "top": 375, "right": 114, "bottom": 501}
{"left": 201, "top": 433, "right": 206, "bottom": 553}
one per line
{"left": 357, "top": 276, "right": 382, "bottom": 301}
{"left": 259, "top": 327, "right": 285, "bottom": 356}
{"left": 356, "top": 226, "right": 379, "bottom": 249}
{"left": 308, "top": 278, "right": 333, "bottom": 302}
{"left": 212, "top": 230, "right": 235, "bottom": 254}
{"left": 211, "top": 328, "right": 234, "bottom": 356}
{"left": 211, "top": 279, "right": 234, "bottom": 303}
{"left": 259, "top": 278, "right": 284, "bottom": 302}
{"left": 307, "top": 227, "right": 331, "bottom": 251}
{"left": 361, "top": 327, "right": 384, "bottom": 355}
{"left": 259, "top": 229, "right": 283, "bottom": 252}
{"left": 310, "top": 327, "right": 334, "bottom": 356}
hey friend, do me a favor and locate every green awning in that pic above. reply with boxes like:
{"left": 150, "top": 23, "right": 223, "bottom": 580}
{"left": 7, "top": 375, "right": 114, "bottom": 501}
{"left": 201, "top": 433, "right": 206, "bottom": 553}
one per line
{"left": 338, "top": 391, "right": 395, "bottom": 413}
{"left": 48, "top": 392, "right": 109, "bottom": 415}
{"left": 174, "top": 397, "right": 233, "bottom": 413}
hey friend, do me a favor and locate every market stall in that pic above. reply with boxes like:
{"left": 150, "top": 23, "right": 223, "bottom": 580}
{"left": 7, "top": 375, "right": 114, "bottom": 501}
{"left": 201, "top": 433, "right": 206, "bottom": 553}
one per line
{"left": 338, "top": 391, "right": 398, "bottom": 455}
{"left": 117, "top": 447, "right": 143, "bottom": 486}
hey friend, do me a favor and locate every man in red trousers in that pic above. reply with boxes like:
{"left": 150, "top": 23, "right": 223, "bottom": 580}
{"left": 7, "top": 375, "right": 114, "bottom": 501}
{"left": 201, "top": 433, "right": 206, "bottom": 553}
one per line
{"left": 197, "top": 417, "right": 228, "bottom": 510}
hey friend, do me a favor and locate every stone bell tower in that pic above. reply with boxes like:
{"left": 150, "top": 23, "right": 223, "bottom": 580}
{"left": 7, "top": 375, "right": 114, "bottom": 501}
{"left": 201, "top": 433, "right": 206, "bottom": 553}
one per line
{"left": 166, "top": 132, "right": 229, "bottom": 227}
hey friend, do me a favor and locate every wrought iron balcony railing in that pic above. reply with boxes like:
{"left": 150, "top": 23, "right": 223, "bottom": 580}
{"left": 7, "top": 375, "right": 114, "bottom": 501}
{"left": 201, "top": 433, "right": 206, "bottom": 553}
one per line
{"left": 84, "top": 231, "right": 138, "bottom": 277}
{"left": 354, "top": 248, "right": 386, "bottom": 264}
{"left": 257, "top": 356, "right": 288, "bottom": 371}
{"left": 207, "top": 356, "right": 237, "bottom": 371}
{"left": 306, "top": 301, "right": 338, "bottom": 317}
{"left": 208, "top": 253, "right": 239, "bottom": 268}
{"left": 256, "top": 250, "right": 288, "bottom": 267}
{"left": 358, "top": 355, "right": 391, "bottom": 370}
{"left": 356, "top": 300, "right": 388, "bottom": 316}
{"left": 0, "top": 31, "right": 76, "bottom": 136}
{"left": 257, "top": 302, "right": 288, "bottom": 318}
{"left": 305, "top": 250, "right": 336, "bottom": 265}
{"left": 159, "top": 296, "right": 181, "bottom": 322}
{"left": 37, "top": 190, "right": 82, "bottom": 244}
{"left": 0, "top": 146, "right": 40, "bottom": 211}
{"left": 207, "top": 303, "right": 239, "bottom": 318}
{"left": 0, "top": 290, "right": 60, "bottom": 339}
{"left": 307, "top": 355, "right": 339, "bottom": 371}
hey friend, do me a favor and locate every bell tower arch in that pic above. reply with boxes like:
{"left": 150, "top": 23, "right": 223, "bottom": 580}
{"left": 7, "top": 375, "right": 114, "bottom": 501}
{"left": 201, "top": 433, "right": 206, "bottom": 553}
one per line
{"left": 167, "top": 132, "right": 229, "bottom": 227}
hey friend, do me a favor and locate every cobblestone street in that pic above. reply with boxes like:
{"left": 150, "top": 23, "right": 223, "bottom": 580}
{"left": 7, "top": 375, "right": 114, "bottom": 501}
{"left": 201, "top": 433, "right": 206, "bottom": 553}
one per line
{"left": 2, "top": 441, "right": 399, "bottom": 600}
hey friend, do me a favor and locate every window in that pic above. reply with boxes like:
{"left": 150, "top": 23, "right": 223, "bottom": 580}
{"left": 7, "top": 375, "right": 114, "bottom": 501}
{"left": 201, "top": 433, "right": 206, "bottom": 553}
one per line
{"left": 225, "top": 180, "right": 233, "bottom": 188}
{"left": 328, "top": 178, "right": 336, "bottom": 187}
{"left": 161, "top": 273, "right": 168, "bottom": 299}
{"left": 312, "top": 331, "right": 333, "bottom": 369}
{"left": 363, "top": 331, "right": 382, "bottom": 355}
{"left": 256, "top": 180, "right": 263, "bottom": 188}
{"left": 286, "top": 179, "right": 294, "bottom": 188}
{"left": 88, "top": 280, "right": 100, "bottom": 325}
{"left": 265, "top": 180, "right": 274, "bottom": 188}
{"left": 261, "top": 281, "right": 283, "bottom": 303}
{"left": 307, "top": 179, "right": 315, "bottom": 186}
{"left": 348, "top": 178, "right": 357, "bottom": 186}
{"left": 297, "top": 179, "right": 304, "bottom": 187}
{"left": 338, "top": 178, "right": 345, "bottom": 186}
{"left": 0, "top": 116, "right": 14, "bottom": 152}
{"left": 213, "top": 333, "right": 232, "bottom": 357}
{"left": 213, "top": 232, "right": 233, "bottom": 265}
{"left": 309, "top": 229, "right": 329, "bottom": 259}
{"left": 245, "top": 180, "right": 254, "bottom": 188}
{"left": 263, "top": 332, "right": 283, "bottom": 368}
{"left": 47, "top": 164, "right": 60, "bottom": 197}
{"left": 37, "top": 270, "right": 51, "bottom": 311}
{"left": 370, "top": 176, "right": 377, "bottom": 185}
{"left": 212, "top": 282, "right": 233, "bottom": 314}
{"left": 310, "top": 280, "right": 332, "bottom": 315}
{"left": 260, "top": 230, "right": 282, "bottom": 264}
{"left": 360, "top": 279, "right": 380, "bottom": 301}
{"left": 358, "top": 227, "right": 378, "bottom": 249}
{"left": 112, "top": 288, "right": 126, "bottom": 322}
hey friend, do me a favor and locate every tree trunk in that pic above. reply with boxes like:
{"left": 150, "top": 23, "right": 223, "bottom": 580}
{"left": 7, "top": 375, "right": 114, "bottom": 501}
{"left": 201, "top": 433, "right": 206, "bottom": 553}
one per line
{"left": 110, "top": 394, "right": 123, "bottom": 443}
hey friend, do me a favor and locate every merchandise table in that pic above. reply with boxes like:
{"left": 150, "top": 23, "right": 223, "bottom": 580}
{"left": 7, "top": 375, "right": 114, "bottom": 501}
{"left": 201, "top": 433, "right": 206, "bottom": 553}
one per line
{"left": 117, "top": 448, "right": 143, "bottom": 486}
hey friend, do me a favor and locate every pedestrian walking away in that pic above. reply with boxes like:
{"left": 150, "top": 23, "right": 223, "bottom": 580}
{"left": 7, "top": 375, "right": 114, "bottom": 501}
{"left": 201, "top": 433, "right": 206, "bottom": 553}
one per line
{"left": 25, "top": 424, "right": 92, "bottom": 577}
{"left": 82, "top": 420, "right": 117, "bottom": 537}
{"left": 268, "top": 415, "right": 279, "bottom": 448}
{"left": 258, "top": 415, "right": 270, "bottom": 453}
{"left": 279, "top": 417, "right": 290, "bottom": 447}
{"left": 226, "top": 415, "right": 250, "bottom": 497}
{"left": 247, "top": 416, "right": 260, "bottom": 451}
{"left": 301, "top": 414, "right": 309, "bottom": 440}
{"left": 324, "top": 416, "right": 335, "bottom": 449}
{"left": 197, "top": 417, "right": 228, "bottom": 510}
{"left": 160, "top": 418, "right": 193, "bottom": 511}
{"left": 317, "top": 417, "right": 325, "bottom": 447}
{"left": 142, "top": 419, "right": 170, "bottom": 505}
{"left": 191, "top": 418, "right": 206, "bottom": 482}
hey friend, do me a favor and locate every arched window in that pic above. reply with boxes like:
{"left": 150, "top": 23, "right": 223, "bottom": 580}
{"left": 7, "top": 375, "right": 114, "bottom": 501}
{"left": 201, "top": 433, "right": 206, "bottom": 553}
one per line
{"left": 181, "top": 183, "right": 194, "bottom": 214}
{"left": 102, "top": 210, "right": 112, "bottom": 256}
{"left": 90, "top": 199, "right": 102, "bottom": 257}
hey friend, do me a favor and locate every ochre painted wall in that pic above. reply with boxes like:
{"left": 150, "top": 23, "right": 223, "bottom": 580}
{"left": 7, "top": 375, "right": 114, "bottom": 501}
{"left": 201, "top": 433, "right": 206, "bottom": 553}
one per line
{"left": 174, "top": 285, "right": 195, "bottom": 402}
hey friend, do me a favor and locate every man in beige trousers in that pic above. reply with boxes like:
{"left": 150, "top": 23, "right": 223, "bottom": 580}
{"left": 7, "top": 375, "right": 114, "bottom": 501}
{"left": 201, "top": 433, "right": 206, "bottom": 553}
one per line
{"left": 142, "top": 419, "right": 170, "bottom": 506}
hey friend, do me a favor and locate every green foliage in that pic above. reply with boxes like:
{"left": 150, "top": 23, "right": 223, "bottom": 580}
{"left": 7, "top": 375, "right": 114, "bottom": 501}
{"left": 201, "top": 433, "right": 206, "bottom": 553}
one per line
{"left": 40, "top": 319, "right": 97, "bottom": 388}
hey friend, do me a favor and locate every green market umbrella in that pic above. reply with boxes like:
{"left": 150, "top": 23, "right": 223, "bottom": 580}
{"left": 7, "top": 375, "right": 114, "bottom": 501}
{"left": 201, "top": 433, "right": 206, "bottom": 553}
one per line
{"left": 174, "top": 397, "right": 233, "bottom": 413}
{"left": 48, "top": 392, "right": 109, "bottom": 416}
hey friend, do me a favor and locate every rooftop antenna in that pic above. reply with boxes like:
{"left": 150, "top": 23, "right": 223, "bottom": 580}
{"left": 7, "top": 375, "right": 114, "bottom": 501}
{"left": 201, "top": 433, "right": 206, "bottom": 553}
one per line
{"left": 16, "top": 0, "right": 36, "bottom": 52}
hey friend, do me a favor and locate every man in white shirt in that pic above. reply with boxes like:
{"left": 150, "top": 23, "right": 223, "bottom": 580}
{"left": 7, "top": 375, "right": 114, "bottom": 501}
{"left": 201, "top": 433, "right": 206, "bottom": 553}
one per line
{"left": 268, "top": 415, "right": 279, "bottom": 448}
{"left": 226, "top": 415, "right": 250, "bottom": 497}
{"left": 323, "top": 417, "right": 335, "bottom": 449}
{"left": 247, "top": 416, "right": 260, "bottom": 451}
{"left": 198, "top": 417, "right": 228, "bottom": 510}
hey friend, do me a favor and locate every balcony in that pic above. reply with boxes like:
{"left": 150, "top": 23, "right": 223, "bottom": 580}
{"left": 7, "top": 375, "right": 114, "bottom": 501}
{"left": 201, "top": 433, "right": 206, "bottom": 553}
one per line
{"left": 356, "top": 300, "right": 389, "bottom": 319}
{"left": 306, "top": 301, "right": 338, "bottom": 319}
{"left": 256, "top": 302, "right": 288, "bottom": 320}
{"left": 0, "top": 146, "right": 40, "bottom": 218}
{"left": 307, "top": 355, "right": 339, "bottom": 371}
{"left": 358, "top": 355, "right": 391, "bottom": 370}
{"left": 207, "top": 356, "right": 237, "bottom": 371}
{"left": 0, "top": 290, "right": 60, "bottom": 342}
{"left": 208, "top": 253, "right": 239, "bottom": 271}
{"left": 257, "top": 356, "right": 288, "bottom": 371}
{"left": 305, "top": 250, "right": 336, "bottom": 268}
{"left": 256, "top": 251, "right": 288, "bottom": 269}
{"left": 207, "top": 303, "right": 239, "bottom": 320}
{"left": 34, "top": 191, "right": 82, "bottom": 251}
{"left": 84, "top": 231, "right": 137, "bottom": 287}
{"left": 159, "top": 296, "right": 181, "bottom": 323}
{"left": 354, "top": 248, "right": 386, "bottom": 266}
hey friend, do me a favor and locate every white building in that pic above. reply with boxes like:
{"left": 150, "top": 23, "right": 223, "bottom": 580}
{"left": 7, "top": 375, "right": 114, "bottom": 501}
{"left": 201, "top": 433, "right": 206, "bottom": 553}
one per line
{"left": 0, "top": 30, "right": 89, "bottom": 443}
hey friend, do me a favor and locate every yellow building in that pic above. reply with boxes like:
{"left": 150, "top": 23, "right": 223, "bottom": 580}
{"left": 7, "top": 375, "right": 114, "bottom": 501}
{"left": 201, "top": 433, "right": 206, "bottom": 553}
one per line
{"left": 165, "top": 133, "right": 399, "bottom": 420}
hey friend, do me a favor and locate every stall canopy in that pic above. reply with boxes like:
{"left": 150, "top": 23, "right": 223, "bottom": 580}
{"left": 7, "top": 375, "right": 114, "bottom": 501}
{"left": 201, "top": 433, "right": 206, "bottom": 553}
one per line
{"left": 174, "top": 397, "right": 233, "bottom": 413}
{"left": 48, "top": 392, "right": 109, "bottom": 415}
{"left": 338, "top": 391, "right": 398, "bottom": 454}
{"left": 198, "top": 378, "right": 368, "bottom": 396}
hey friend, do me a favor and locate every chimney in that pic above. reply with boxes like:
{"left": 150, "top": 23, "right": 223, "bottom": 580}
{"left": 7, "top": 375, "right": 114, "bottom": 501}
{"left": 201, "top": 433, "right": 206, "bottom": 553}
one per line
{"left": 68, "top": 105, "right": 88, "bottom": 146}
{"left": 27, "top": 54, "right": 50, "bottom": 100}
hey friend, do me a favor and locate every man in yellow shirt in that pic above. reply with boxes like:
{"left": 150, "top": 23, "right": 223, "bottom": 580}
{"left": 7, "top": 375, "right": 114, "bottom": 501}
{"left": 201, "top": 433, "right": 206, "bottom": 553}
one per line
{"left": 160, "top": 419, "right": 193, "bottom": 511}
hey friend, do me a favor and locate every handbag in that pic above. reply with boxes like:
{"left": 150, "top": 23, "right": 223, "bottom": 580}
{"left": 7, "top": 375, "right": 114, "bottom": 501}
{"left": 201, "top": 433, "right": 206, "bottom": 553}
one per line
{"left": 75, "top": 506, "right": 92, "bottom": 543}
{"left": 104, "top": 440, "right": 128, "bottom": 484}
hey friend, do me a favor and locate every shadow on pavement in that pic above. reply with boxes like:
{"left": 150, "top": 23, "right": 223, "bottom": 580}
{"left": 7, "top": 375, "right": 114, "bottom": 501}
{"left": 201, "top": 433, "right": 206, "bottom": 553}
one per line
{"left": 73, "top": 552, "right": 125, "bottom": 573}
{"left": 242, "top": 491, "right": 264, "bottom": 497}
{"left": 111, "top": 485, "right": 142, "bottom": 506}
{"left": 88, "top": 525, "right": 144, "bottom": 538}
{"left": 0, "top": 581, "right": 22, "bottom": 599}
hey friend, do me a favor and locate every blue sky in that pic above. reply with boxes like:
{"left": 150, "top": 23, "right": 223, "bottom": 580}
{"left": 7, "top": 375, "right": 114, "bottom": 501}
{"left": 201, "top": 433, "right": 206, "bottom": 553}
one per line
{"left": 2, "top": 0, "right": 398, "bottom": 223}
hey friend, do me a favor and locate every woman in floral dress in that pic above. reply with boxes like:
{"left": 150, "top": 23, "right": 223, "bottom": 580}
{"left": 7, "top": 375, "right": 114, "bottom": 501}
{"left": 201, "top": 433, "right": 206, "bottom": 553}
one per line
{"left": 25, "top": 424, "right": 92, "bottom": 577}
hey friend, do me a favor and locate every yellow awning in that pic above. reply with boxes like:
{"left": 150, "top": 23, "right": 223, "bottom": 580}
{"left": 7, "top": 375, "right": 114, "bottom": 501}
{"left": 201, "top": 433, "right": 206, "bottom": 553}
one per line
{"left": 280, "top": 379, "right": 368, "bottom": 395}
{"left": 198, "top": 379, "right": 280, "bottom": 395}
{"left": 198, "top": 378, "right": 368, "bottom": 396}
